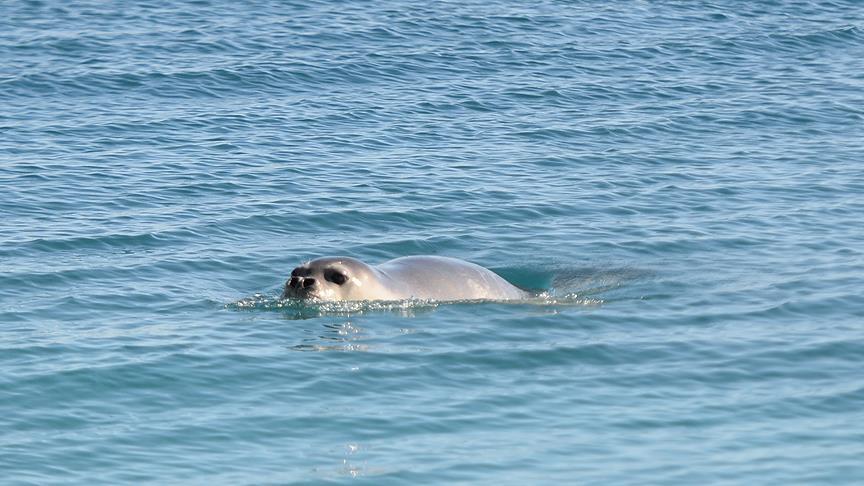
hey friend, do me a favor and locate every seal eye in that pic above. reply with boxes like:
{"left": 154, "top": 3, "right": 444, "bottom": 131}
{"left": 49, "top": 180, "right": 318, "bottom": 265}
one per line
{"left": 324, "top": 269, "right": 348, "bottom": 285}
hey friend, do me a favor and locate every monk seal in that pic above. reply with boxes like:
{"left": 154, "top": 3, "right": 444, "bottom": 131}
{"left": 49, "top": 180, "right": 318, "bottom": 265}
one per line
{"left": 282, "top": 256, "right": 529, "bottom": 301}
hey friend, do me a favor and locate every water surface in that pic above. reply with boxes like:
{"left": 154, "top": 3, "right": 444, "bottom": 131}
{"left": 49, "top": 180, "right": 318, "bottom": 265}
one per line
{"left": 2, "top": 1, "right": 864, "bottom": 483}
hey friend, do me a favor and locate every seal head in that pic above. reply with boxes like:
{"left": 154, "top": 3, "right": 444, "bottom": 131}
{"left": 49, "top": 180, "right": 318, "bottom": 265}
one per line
{"left": 282, "top": 257, "right": 389, "bottom": 301}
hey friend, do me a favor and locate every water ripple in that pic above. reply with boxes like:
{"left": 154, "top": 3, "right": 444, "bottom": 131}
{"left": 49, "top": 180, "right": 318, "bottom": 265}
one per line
{"left": 2, "top": 0, "right": 864, "bottom": 483}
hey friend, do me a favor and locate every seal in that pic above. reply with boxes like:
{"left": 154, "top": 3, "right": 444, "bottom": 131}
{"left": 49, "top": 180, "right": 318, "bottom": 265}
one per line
{"left": 282, "top": 256, "right": 529, "bottom": 301}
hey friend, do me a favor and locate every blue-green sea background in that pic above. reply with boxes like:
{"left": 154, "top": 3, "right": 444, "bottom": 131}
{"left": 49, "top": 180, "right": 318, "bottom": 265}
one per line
{"left": 2, "top": 1, "right": 864, "bottom": 483}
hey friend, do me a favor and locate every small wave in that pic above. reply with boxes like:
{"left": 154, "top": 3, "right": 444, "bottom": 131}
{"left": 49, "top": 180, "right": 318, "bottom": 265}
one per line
{"left": 768, "top": 25, "right": 863, "bottom": 51}
{"left": 228, "top": 293, "right": 440, "bottom": 318}
{"left": 227, "top": 289, "right": 605, "bottom": 318}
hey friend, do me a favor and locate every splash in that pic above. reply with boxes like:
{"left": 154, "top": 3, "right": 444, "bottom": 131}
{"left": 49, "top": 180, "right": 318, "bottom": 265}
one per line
{"left": 227, "top": 290, "right": 604, "bottom": 318}
{"left": 227, "top": 293, "right": 440, "bottom": 318}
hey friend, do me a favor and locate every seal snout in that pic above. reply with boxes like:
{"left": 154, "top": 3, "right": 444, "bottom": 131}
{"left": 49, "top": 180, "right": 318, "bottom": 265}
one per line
{"left": 283, "top": 265, "right": 319, "bottom": 299}
{"left": 288, "top": 276, "right": 316, "bottom": 289}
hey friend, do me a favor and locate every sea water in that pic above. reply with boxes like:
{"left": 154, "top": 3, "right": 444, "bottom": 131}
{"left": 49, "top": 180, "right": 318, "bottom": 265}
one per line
{"left": 2, "top": 1, "right": 864, "bottom": 483}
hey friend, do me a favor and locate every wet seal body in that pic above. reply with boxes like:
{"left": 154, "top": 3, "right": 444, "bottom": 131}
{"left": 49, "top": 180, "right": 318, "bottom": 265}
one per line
{"left": 282, "top": 256, "right": 529, "bottom": 302}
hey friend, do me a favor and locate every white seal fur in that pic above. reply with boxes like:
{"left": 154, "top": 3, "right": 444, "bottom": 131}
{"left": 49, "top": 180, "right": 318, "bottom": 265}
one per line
{"left": 282, "top": 256, "right": 528, "bottom": 301}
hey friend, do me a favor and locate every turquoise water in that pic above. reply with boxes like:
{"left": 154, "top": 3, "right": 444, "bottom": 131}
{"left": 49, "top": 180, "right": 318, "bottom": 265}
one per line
{"left": 3, "top": 0, "right": 864, "bottom": 483}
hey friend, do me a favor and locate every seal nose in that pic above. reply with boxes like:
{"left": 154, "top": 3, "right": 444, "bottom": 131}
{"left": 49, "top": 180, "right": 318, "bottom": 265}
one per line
{"left": 288, "top": 277, "right": 316, "bottom": 289}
